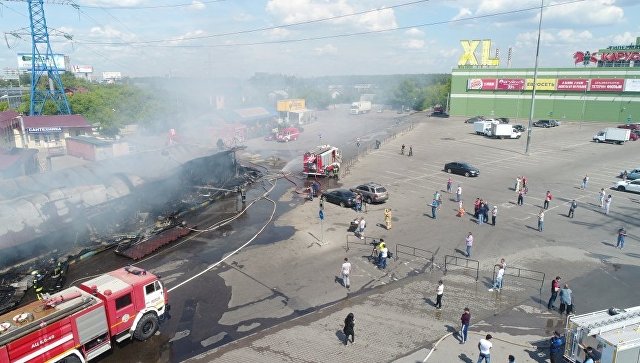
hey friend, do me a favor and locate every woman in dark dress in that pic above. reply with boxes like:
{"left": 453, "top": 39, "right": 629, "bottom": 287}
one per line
{"left": 343, "top": 313, "right": 355, "bottom": 345}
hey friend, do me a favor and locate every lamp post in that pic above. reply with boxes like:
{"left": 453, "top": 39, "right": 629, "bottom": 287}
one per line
{"left": 525, "top": 0, "right": 545, "bottom": 155}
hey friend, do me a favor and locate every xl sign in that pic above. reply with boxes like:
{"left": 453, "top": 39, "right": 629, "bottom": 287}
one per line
{"left": 458, "top": 40, "right": 500, "bottom": 67}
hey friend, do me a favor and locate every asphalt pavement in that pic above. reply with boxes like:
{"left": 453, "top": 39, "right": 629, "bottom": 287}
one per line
{"left": 182, "top": 114, "right": 640, "bottom": 362}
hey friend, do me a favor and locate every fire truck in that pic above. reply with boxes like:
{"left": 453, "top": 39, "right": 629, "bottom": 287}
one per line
{"left": 303, "top": 145, "right": 342, "bottom": 177}
{"left": 0, "top": 266, "right": 168, "bottom": 363}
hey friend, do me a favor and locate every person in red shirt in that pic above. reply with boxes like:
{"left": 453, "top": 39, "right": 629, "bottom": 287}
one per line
{"left": 547, "top": 276, "right": 561, "bottom": 310}
{"left": 544, "top": 191, "right": 553, "bottom": 209}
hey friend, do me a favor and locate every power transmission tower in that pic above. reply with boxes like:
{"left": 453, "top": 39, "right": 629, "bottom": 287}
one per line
{"left": 5, "top": 0, "right": 72, "bottom": 115}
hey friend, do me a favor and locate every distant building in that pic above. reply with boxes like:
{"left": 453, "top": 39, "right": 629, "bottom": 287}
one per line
{"left": 66, "top": 135, "right": 129, "bottom": 161}
{"left": 13, "top": 114, "right": 92, "bottom": 151}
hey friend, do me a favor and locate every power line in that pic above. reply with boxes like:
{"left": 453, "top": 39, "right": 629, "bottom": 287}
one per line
{"left": 73, "top": 0, "right": 587, "bottom": 49}
{"left": 75, "top": 0, "right": 227, "bottom": 10}
{"left": 73, "top": 0, "right": 434, "bottom": 45}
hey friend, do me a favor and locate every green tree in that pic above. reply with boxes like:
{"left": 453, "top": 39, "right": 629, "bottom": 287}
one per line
{"left": 0, "top": 101, "right": 9, "bottom": 111}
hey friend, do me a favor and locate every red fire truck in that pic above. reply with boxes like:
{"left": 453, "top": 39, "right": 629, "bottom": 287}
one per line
{"left": 0, "top": 266, "right": 168, "bottom": 363}
{"left": 303, "top": 145, "right": 342, "bottom": 177}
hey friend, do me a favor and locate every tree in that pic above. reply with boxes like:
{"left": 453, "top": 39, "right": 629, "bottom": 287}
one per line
{"left": 0, "top": 101, "right": 9, "bottom": 111}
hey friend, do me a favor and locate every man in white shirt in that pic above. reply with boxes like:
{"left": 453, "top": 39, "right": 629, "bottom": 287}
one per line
{"left": 465, "top": 232, "right": 473, "bottom": 258}
{"left": 435, "top": 280, "right": 444, "bottom": 309}
{"left": 489, "top": 262, "right": 505, "bottom": 292}
{"left": 477, "top": 334, "right": 493, "bottom": 363}
{"left": 358, "top": 217, "right": 366, "bottom": 240}
{"left": 340, "top": 258, "right": 351, "bottom": 289}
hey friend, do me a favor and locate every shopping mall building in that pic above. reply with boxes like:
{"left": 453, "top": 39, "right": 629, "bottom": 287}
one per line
{"left": 449, "top": 38, "right": 640, "bottom": 123}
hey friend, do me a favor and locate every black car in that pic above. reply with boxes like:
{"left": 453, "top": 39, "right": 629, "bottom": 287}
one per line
{"left": 465, "top": 116, "right": 485, "bottom": 123}
{"left": 496, "top": 117, "right": 510, "bottom": 124}
{"left": 444, "top": 162, "right": 480, "bottom": 177}
{"left": 533, "top": 119, "right": 559, "bottom": 128}
{"left": 430, "top": 110, "right": 449, "bottom": 118}
{"left": 512, "top": 124, "right": 526, "bottom": 132}
{"left": 321, "top": 189, "right": 356, "bottom": 208}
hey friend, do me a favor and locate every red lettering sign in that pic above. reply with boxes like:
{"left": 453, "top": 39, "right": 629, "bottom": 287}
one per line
{"left": 589, "top": 78, "right": 624, "bottom": 92}
{"left": 598, "top": 51, "right": 640, "bottom": 62}
{"left": 467, "top": 78, "right": 496, "bottom": 90}
{"left": 496, "top": 78, "right": 525, "bottom": 91}
{"left": 556, "top": 79, "right": 588, "bottom": 91}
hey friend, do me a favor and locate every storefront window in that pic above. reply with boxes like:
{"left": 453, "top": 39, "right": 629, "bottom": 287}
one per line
{"left": 54, "top": 133, "right": 61, "bottom": 142}
{"left": 34, "top": 134, "right": 40, "bottom": 145}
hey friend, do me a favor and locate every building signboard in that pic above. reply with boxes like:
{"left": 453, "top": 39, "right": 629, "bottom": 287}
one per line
{"left": 556, "top": 79, "right": 589, "bottom": 92}
{"left": 276, "top": 99, "right": 306, "bottom": 112}
{"left": 102, "top": 72, "right": 122, "bottom": 80}
{"left": 589, "top": 78, "right": 624, "bottom": 92}
{"left": 623, "top": 78, "right": 640, "bottom": 92}
{"left": 525, "top": 78, "right": 557, "bottom": 91}
{"left": 458, "top": 40, "right": 500, "bottom": 67}
{"left": 72, "top": 65, "right": 93, "bottom": 73}
{"left": 467, "top": 78, "right": 497, "bottom": 90}
{"left": 496, "top": 78, "right": 525, "bottom": 91}
{"left": 17, "top": 53, "right": 67, "bottom": 71}
{"left": 27, "top": 127, "right": 62, "bottom": 134}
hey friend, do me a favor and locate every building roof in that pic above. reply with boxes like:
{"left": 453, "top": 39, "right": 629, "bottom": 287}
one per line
{"left": 22, "top": 114, "right": 91, "bottom": 128}
{"left": 67, "top": 135, "right": 117, "bottom": 147}
{"left": 0, "top": 110, "right": 19, "bottom": 129}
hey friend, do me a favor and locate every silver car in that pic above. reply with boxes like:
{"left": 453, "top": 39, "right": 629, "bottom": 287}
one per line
{"left": 350, "top": 182, "right": 389, "bottom": 203}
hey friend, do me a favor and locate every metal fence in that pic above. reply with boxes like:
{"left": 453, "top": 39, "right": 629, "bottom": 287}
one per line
{"left": 493, "top": 264, "right": 545, "bottom": 294}
{"left": 394, "top": 244, "right": 435, "bottom": 271}
{"left": 444, "top": 255, "right": 480, "bottom": 281}
{"left": 344, "top": 234, "right": 381, "bottom": 253}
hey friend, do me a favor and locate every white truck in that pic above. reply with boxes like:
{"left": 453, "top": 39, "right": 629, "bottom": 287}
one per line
{"left": 593, "top": 127, "right": 630, "bottom": 144}
{"left": 350, "top": 101, "right": 372, "bottom": 115}
{"left": 473, "top": 120, "right": 498, "bottom": 135}
{"left": 487, "top": 123, "right": 522, "bottom": 139}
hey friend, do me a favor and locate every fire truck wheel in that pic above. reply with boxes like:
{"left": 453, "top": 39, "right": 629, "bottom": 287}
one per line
{"left": 57, "top": 354, "right": 81, "bottom": 363}
{"left": 134, "top": 313, "right": 159, "bottom": 341}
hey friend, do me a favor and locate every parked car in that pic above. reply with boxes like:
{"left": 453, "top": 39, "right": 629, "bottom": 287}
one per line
{"left": 350, "top": 182, "right": 389, "bottom": 204}
{"left": 618, "top": 123, "right": 640, "bottom": 131}
{"left": 496, "top": 117, "right": 510, "bottom": 124}
{"left": 444, "top": 162, "right": 480, "bottom": 177}
{"left": 614, "top": 179, "right": 640, "bottom": 193}
{"left": 620, "top": 168, "right": 640, "bottom": 180}
{"left": 465, "top": 116, "right": 485, "bottom": 123}
{"left": 630, "top": 131, "right": 639, "bottom": 141}
{"left": 512, "top": 124, "right": 526, "bottom": 132}
{"left": 430, "top": 110, "right": 449, "bottom": 118}
{"left": 533, "top": 119, "right": 559, "bottom": 128}
{"left": 321, "top": 189, "right": 356, "bottom": 208}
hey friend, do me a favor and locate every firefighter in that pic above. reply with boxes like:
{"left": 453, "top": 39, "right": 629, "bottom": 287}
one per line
{"left": 31, "top": 270, "right": 44, "bottom": 300}
{"left": 384, "top": 208, "right": 392, "bottom": 230}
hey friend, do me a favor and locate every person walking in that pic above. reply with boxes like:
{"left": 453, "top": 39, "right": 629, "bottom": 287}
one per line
{"left": 489, "top": 264, "right": 505, "bottom": 292}
{"left": 435, "top": 280, "right": 444, "bottom": 309}
{"left": 598, "top": 188, "right": 606, "bottom": 208}
{"left": 343, "top": 313, "right": 355, "bottom": 345}
{"left": 547, "top": 276, "right": 561, "bottom": 310}
{"left": 543, "top": 191, "right": 553, "bottom": 210}
{"left": 460, "top": 307, "right": 471, "bottom": 344}
{"left": 401, "top": 144, "right": 405, "bottom": 155}
{"left": 465, "top": 232, "right": 473, "bottom": 258}
{"left": 581, "top": 174, "right": 589, "bottom": 189}
{"left": 559, "top": 284, "right": 573, "bottom": 315}
{"left": 604, "top": 195, "right": 612, "bottom": 215}
{"left": 408, "top": 145, "right": 413, "bottom": 156}
{"left": 340, "top": 258, "right": 351, "bottom": 289}
{"left": 549, "top": 330, "right": 566, "bottom": 363}
{"left": 384, "top": 208, "right": 392, "bottom": 230}
{"left": 447, "top": 177, "right": 453, "bottom": 193}
{"left": 515, "top": 176, "right": 521, "bottom": 192}
{"left": 355, "top": 193, "right": 363, "bottom": 212}
{"left": 517, "top": 189, "right": 524, "bottom": 206}
{"left": 358, "top": 217, "right": 366, "bottom": 240}
{"left": 568, "top": 200, "right": 577, "bottom": 218}
{"left": 617, "top": 226, "right": 627, "bottom": 249}
{"left": 538, "top": 209, "right": 545, "bottom": 232}
{"left": 456, "top": 185, "right": 462, "bottom": 202}
{"left": 477, "top": 334, "right": 493, "bottom": 363}
{"left": 430, "top": 198, "right": 438, "bottom": 219}
{"left": 491, "top": 205, "right": 497, "bottom": 226}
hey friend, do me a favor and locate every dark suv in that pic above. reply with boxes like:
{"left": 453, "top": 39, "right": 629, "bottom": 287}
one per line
{"left": 350, "top": 182, "right": 389, "bottom": 203}
{"left": 533, "top": 119, "right": 559, "bottom": 128}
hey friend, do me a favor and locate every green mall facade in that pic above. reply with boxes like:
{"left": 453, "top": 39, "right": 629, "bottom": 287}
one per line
{"left": 449, "top": 39, "right": 640, "bottom": 123}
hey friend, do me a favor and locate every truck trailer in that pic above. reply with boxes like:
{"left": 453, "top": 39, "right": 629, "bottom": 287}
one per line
{"left": 350, "top": 101, "right": 372, "bottom": 115}
{"left": 487, "top": 123, "right": 522, "bottom": 139}
{"left": 593, "top": 128, "right": 630, "bottom": 144}
{"left": 0, "top": 266, "right": 168, "bottom": 363}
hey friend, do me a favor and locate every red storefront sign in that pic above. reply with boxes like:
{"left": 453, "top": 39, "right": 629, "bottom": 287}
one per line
{"left": 556, "top": 79, "right": 588, "bottom": 91}
{"left": 589, "top": 78, "right": 624, "bottom": 92}
{"left": 467, "top": 78, "right": 497, "bottom": 90}
{"left": 496, "top": 78, "right": 525, "bottom": 90}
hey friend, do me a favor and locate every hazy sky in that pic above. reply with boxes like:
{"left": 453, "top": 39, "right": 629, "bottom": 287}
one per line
{"left": 0, "top": 0, "right": 639, "bottom": 79}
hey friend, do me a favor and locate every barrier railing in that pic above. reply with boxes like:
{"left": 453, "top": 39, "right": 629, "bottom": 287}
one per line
{"left": 493, "top": 265, "right": 545, "bottom": 294}
{"left": 444, "top": 255, "right": 480, "bottom": 281}
{"left": 345, "top": 234, "right": 381, "bottom": 253}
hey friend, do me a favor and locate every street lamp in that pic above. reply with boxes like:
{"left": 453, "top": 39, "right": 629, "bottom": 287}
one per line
{"left": 525, "top": 0, "right": 545, "bottom": 155}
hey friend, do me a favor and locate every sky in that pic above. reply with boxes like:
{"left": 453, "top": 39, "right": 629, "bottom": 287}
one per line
{"left": 0, "top": 0, "right": 639, "bottom": 79}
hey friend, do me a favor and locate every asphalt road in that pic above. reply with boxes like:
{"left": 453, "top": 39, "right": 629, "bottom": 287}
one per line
{"left": 67, "top": 109, "right": 640, "bottom": 363}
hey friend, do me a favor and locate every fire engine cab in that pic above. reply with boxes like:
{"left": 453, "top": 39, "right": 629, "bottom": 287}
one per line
{"left": 0, "top": 266, "right": 168, "bottom": 363}
{"left": 303, "top": 145, "right": 342, "bottom": 177}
